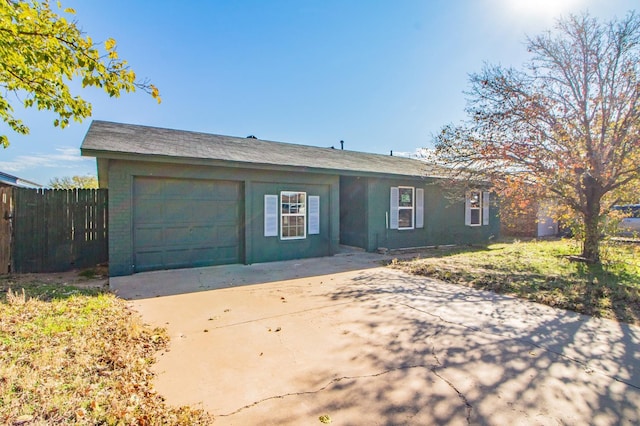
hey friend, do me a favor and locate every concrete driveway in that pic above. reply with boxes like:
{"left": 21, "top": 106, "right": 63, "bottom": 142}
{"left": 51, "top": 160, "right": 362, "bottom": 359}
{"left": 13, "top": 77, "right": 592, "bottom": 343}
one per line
{"left": 117, "top": 254, "right": 640, "bottom": 425}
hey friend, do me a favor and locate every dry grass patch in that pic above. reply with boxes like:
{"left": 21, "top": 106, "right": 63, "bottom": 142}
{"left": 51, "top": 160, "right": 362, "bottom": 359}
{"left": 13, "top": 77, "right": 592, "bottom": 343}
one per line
{"left": 0, "top": 289, "right": 211, "bottom": 425}
{"left": 390, "top": 239, "right": 640, "bottom": 325}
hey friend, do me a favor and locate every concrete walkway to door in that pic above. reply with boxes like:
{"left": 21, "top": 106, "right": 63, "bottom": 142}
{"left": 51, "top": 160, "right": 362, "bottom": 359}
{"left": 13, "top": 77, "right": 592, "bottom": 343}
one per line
{"left": 118, "top": 254, "right": 640, "bottom": 425}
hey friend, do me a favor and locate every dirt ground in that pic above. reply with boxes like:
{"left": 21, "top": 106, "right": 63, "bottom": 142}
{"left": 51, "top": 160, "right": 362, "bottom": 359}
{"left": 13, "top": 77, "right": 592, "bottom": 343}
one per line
{"left": 0, "top": 266, "right": 110, "bottom": 293}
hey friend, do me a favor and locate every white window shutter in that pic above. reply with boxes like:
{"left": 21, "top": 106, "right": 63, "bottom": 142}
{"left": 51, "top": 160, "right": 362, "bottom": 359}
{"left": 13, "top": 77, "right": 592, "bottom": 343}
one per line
{"left": 308, "top": 196, "right": 320, "bottom": 234}
{"left": 464, "top": 192, "right": 471, "bottom": 226}
{"left": 390, "top": 187, "right": 399, "bottom": 229}
{"left": 264, "top": 195, "right": 278, "bottom": 237}
{"left": 482, "top": 191, "right": 490, "bottom": 226}
{"left": 415, "top": 188, "right": 424, "bottom": 228}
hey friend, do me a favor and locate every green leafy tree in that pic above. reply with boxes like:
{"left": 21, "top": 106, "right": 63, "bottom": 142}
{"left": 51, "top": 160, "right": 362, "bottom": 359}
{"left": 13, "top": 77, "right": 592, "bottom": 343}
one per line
{"left": 434, "top": 12, "right": 640, "bottom": 263}
{"left": 0, "top": 0, "right": 160, "bottom": 147}
{"left": 49, "top": 175, "right": 98, "bottom": 189}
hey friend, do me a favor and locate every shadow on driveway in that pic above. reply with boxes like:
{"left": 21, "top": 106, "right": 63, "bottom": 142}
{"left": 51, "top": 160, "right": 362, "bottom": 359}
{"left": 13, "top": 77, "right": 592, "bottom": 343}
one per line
{"left": 110, "top": 251, "right": 392, "bottom": 300}
{"left": 130, "top": 262, "right": 640, "bottom": 424}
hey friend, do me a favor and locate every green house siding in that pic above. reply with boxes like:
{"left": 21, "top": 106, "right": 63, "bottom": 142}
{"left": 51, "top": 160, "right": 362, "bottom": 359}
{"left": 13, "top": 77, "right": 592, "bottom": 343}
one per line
{"left": 106, "top": 159, "right": 339, "bottom": 276}
{"left": 103, "top": 159, "right": 498, "bottom": 277}
{"left": 249, "top": 182, "right": 334, "bottom": 264}
{"left": 344, "top": 177, "right": 499, "bottom": 252}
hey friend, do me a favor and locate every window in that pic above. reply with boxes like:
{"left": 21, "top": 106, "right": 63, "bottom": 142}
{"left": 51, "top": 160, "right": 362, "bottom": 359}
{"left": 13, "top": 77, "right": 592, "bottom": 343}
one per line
{"left": 465, "top": 190, "right": 490, "bottom": 226}
{"left": 469, "top": 191, "right": 481, "bottom": 226}
{"left": 390, "top": 186, "right": 423, "bottom": 230}
{"left": 281, "top": 191, "right": 306, "bottom": 239}
{"left": 398, "top": 187, "right": 414, "bottom": 229}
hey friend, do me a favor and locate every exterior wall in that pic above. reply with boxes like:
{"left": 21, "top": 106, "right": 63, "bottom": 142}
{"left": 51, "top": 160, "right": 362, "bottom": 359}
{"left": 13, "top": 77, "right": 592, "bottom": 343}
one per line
{"left": 339, "top": 176, "right": 368, "bottom": 248}
{"left": 501, "top": 199, "right": 558, "bottom": 238}
{"left": 248, "top": 181, "right": 336, "bottom": 264}
{"left": 106, "top": 159, "right": 339, "bottom": 276}
{"left": 363, "top": 177, "right": 500, "bottom": 251}
{"left": 500, "top": 200, "right": 538, "bottom": 237}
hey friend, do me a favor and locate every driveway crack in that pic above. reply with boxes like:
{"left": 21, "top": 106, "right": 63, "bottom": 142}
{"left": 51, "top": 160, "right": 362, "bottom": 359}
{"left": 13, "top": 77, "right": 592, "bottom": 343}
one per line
{"left": 430, "top": 365, "right": 473, "bottom": 424}
{"left": 427, "top": 327, "right": 472, "bottom": 424}
{"left": 217, "top": 363, "right": 435, "bottom": 418}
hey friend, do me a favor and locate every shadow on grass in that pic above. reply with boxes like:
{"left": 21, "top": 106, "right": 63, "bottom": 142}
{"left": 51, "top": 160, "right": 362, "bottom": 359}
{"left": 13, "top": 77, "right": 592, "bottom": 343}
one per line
{"left": 391, "top": 240, "right": 640, "bottom": 325}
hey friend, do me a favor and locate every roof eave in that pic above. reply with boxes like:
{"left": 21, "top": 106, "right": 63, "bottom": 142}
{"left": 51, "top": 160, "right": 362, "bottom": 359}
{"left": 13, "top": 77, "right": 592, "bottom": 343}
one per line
{"left": 80, "top": 149, "right": 447, "bottom": 180}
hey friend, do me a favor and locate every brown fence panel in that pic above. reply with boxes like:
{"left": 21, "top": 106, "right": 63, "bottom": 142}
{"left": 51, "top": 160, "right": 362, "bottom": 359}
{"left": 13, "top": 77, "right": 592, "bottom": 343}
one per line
{"left": 12, "top": 188, "right": 108, "bottom": 273}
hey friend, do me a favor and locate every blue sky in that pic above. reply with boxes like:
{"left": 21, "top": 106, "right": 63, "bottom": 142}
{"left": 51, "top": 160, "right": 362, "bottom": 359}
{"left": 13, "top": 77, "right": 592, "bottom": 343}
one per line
{"left": 0, "top": 0, "right": 635, "bottom": 185}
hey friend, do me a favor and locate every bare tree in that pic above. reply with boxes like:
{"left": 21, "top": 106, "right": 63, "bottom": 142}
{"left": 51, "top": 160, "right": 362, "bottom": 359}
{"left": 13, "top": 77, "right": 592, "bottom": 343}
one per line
{"left": 435, "top": 12, "right": 640, "bottom": 262}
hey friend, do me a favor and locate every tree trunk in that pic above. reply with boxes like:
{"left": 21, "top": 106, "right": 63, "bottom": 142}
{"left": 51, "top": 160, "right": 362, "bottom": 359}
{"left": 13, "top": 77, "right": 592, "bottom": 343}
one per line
{"left": 582, "top": 212, "right": 600, "bottom": 263}
{"left": 581, "top": 173, "right": 601, "bottom": 263}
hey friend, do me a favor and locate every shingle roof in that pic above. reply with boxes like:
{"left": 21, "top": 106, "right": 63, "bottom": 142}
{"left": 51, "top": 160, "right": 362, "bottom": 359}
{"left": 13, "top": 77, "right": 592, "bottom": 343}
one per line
{"left": 81, "top": 120, "right": 451, "bottom": 179}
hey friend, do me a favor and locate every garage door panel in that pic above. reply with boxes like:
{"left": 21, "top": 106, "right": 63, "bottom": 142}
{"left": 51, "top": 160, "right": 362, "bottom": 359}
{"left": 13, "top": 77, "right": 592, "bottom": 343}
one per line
{"left": 185, "top": 201, "right": 221, "bottom": 222}
{"left": 133, "top": 200, "right": 165, "bottom": 222}
{"left": 135, "top": 251, "right": 163, "bottom": 272}
{"left": 163, "top": 225, "right": 217, "bottom": 246}
{"left": 133, "top": 177, "right": 241, "bottom": 272}
{"left": 189, "top": 226, "right": 217, "bottom": 243}
{"left": 135, "top": 226, "right": 165, "bottom": 248}
{"left": 216, "top": 225, "right": 239, "bottom": 245}
{"left": 162, "top": 226, "right": 193, "bottom": 246}
{"left": 212, "top": 183, "right": 241, "bottom": 200}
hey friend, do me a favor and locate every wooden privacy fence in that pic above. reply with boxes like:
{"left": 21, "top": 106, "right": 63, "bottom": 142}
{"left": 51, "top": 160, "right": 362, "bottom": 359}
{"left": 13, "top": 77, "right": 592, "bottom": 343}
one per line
{"left": 0, "top": 187, "right": 12, "bottom": 273}
{"left": 5, "top": 188, "right": 108, "bottom": 273}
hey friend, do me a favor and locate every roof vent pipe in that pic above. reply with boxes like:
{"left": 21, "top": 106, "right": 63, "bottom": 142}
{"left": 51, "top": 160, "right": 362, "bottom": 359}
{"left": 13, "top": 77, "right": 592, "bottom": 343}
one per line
{"left": 340, "top": 140, "right": 344, "bottom": 150}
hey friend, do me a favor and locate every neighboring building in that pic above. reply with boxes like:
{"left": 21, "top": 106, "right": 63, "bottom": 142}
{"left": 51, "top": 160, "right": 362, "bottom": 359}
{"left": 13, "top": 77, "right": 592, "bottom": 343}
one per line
{"left": 0, "top": 171, "right": 41, "bottom": 188}
{"left": 501, "top": 198, "right": 558, "bottom": 238}
{"left": 81, "top": 121, "right": 499, "bottom": 277}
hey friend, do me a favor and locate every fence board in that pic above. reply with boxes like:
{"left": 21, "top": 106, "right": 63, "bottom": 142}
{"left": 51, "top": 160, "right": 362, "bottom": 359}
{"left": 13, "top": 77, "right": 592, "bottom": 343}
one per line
{"left": 12, "top": 188, "right": 108, "bottom": 273}
{"left": 0, "top": 188, "right": 12, "bottom": 273}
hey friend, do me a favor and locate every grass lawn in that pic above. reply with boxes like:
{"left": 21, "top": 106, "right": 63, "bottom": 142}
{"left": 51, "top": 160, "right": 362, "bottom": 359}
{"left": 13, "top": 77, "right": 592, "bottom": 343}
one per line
{"left": 0, "top": 279, "right": 211, "bottom": 425}
{"left": 390, "top": 238, "right": 640, "bottom": 325}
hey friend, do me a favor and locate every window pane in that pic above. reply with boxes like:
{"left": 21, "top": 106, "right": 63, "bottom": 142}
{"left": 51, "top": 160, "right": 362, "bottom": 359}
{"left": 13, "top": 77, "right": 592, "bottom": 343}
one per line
{"left": 399, "top": 209, "right": 413, "bottom": 228}
{"left": 280, "top": 191, "right": 307, "bottom": 239}
{"left": 470, "top": 192, "right": 480, "bottom": 208}
{"left": 399, "top": 188, "right": 413, "bottom": 207}
{"left": 470, "top": 209, "right": 480, "bottom": 225}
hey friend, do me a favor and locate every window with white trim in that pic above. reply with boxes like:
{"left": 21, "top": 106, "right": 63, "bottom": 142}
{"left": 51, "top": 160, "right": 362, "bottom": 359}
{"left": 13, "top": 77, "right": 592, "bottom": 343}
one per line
{"left": 398, "top": 186, "right": 415, "bottom": 229}
{"left": 465, "top": 190, "right": 490, "bottom": 226}
{"left": 390, "top": 186, "right": 424, "bottom": 230}
{"left": 281, "top": 191, "right": 306, "bottom": 239}
{"left": 468, "top": 191, "right": 481, "bottom": 226}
